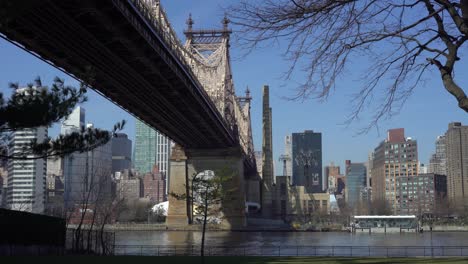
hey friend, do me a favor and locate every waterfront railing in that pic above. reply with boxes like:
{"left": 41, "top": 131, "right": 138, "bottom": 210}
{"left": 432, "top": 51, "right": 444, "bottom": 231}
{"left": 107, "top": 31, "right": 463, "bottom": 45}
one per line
{"left": 113, "top": 245, "right": 468, "bottom": 257}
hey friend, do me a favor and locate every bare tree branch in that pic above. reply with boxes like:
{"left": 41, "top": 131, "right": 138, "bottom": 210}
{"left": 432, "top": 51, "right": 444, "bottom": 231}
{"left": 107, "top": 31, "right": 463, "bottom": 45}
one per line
{"left": 229, "top": 0, "right": 468, "bottom": 130}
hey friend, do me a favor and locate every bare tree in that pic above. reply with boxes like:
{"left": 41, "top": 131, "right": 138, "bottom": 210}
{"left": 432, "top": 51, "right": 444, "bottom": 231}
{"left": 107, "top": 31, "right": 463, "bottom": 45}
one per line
{"left": 171, "top": 168, "right": 233, "bottom": 259}
{"left": 230, "top": 0, "right": 468, "bottom": 130}
{"left": 369, "top": 198, "right": 393, "bottom": 215}
{"left": 66, "top": 162, "right": 116, "bottom": 254}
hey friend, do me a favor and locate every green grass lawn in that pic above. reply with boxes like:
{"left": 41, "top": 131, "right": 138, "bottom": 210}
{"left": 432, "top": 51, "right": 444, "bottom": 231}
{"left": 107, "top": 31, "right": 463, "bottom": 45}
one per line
{"left": 4, "top": 257, "right": 468, "bottom": 264}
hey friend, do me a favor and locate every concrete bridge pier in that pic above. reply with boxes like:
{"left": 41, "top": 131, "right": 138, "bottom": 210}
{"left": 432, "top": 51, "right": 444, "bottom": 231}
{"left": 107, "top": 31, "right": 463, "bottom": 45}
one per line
{"left": 167, "top": 145, "right": 247, "bottom": 229}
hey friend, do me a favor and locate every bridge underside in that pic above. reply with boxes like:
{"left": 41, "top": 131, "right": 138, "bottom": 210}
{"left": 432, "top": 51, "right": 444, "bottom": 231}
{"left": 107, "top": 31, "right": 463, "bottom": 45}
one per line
{"left": 0, "top": 0, "right": 236, "bottom": 149}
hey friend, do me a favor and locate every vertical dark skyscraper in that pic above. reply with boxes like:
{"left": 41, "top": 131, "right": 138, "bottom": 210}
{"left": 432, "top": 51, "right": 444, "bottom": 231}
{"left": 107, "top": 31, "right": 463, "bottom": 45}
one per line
{"left": 111, "top": 133, "right": 132, "bottom": 174}
{"left": 345, "top": 160, "right": 367, "bottom": 209}
{"left": 292, "top": 130, "right": 323, "bottom": 193}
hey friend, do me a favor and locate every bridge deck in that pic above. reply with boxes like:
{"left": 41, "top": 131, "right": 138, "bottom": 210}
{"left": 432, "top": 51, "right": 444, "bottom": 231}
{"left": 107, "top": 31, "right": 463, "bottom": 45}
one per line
{"left": 0, "top": 0, "right": 236, "bottom": 149}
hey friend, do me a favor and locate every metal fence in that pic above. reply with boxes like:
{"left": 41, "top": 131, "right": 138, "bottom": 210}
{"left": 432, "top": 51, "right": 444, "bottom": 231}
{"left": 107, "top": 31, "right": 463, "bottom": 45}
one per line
{"left": 114, "top": 245, "right": 468, "bottom": 257}
{"left": 66, "top": 229, "right": 115, "bottom": 255}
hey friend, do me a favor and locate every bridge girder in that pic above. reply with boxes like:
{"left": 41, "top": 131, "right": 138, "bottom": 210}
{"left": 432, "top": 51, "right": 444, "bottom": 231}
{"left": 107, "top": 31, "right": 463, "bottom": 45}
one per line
{"left": 0, "top": 0, "right": 257, "bottom": 171}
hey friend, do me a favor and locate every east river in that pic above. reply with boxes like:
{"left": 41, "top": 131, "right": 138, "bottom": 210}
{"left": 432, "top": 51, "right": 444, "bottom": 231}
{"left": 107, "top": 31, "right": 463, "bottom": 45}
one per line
{"left": 115, "top": 231, "right": 468, "bottom": 247}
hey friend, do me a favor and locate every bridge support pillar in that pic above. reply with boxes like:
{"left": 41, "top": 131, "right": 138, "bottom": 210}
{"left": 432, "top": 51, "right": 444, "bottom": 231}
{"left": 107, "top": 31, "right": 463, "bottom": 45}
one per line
{"left": 167, "top": 145, "right": 247, "bottom": 229}
{"left": 186, "top": 147, "right": 246, "bottom": 229}
{"left": 166, "top": 144, "right": 190, "bottom": 227}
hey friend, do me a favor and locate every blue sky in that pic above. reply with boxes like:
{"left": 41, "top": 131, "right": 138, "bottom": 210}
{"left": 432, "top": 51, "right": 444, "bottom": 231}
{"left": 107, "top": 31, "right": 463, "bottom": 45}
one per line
{"left": 0, "top": 0, "right": 467, "bottom": 173}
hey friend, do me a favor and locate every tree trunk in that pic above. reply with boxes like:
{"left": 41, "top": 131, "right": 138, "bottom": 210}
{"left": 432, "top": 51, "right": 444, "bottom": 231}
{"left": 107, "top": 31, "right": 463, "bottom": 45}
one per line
{"left": 100, "top": 214, "right": 110, "bottom": 255}
{"left": 441, "top": 71, "right": 468, "bottom": 112}
{"left": 86, "top": 209, "right": 97, "bottom": 254}
{"left": 201, "top": 186, "right": 209, "bottom": 259}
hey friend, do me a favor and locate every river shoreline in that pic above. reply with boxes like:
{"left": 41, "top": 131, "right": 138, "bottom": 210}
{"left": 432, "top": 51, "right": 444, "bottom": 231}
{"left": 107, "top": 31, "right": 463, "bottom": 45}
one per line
{"left": 68, "top": 223, "right": 468, "bottom": 232}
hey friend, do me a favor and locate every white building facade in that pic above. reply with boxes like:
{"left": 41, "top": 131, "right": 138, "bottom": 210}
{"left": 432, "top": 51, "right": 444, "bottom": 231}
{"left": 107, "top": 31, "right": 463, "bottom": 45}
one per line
{"left": 7, "top": 128, "right": 47, "bottom": 213}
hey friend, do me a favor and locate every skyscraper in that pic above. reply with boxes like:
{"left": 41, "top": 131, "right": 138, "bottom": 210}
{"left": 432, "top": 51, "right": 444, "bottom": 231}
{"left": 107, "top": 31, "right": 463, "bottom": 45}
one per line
{"left": 6, "top": 87, "right": 48, "bottom": 214}
{"left": 429, "top": 135, "right": 447, "bottom": 176}
{"left": 62, "top": 108, "right": 112, "bottom": 209}
{"left": 61, "top": 106, "right": 85, "bottom": 135}
{"left": 345, "top": 160, "right": 367, "bottom": 209}
{"left": 111, "top": 133, "right": 132, "bottom": 174}
{"left": 372, "top": 128, "right": 418, "bottom": 212}
{"left": 134, "top": 119, "right": 156, "bottom": 174}
{"left": 292, "top": 130, "right": 323, "bottom": 193}
{"left": 155, "top": 131, "right": 171, "bottom": 179}
{"left": 445, "top": 122, "right": 468, "bottom": 204}
{"left": 133, "top": 119, "right": 171, "bottom": 193}
{"left": 7, "top": 127, "right": 47, "bottom": 213}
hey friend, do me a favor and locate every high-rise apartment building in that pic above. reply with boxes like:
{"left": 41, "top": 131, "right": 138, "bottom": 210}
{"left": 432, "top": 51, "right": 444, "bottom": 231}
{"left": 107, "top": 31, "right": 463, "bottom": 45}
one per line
{"left": 445, "top": 122, "right": 468, "bottom": 204}
{"left": 62, "top": 108, "right": 112, "bottom": 209}
{"left": 292, "top": 130, "right": 323, "bottom": 193}
{"left": 111, "top": 133, "right": 132, "bottom": 174}
{"left": 7, "top": 127, "right": 47, "bottom": 213}
{"left": 372, "top": 128, "right": 418, "bottom": 212}
{"left": 429, "top": 135, "right": 447, "bottom": 175}
{"left": 396, "top": 173, "right": 447, "bottom": 215}
{"left": 345, "top": 160, "right": 367, "bottom": 209}
{"left": 134, "top": 119, "right": 171, "bottom": 193}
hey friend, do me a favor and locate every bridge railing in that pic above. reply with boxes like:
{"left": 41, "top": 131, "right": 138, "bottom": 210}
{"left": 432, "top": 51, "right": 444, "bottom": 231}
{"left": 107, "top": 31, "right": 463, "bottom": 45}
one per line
{"left": 113, "top": 245, "right": 468, "bottom": 257}
{"left": 233, "top": 98, "right": 254, "bottom": 161}
{"left": 128, "top": 0, "right": 205, "bottom": 97}
{"left": 126, "top": 0, "right": 236, "bottom": 139}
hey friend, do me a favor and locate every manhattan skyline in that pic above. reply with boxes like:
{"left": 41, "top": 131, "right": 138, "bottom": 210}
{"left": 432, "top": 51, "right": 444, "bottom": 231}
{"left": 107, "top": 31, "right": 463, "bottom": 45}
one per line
{"left": 0, "top": 0, "right": 466, "bottom": 173}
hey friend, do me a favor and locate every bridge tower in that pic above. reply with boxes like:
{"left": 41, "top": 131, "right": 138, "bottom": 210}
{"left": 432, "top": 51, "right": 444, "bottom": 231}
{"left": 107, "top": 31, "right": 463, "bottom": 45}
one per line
{"left": 183, "top": 14, "right": 236, "bottom": 131}
{"left": 166, "top": 15, "right": 250, "bottom": 229}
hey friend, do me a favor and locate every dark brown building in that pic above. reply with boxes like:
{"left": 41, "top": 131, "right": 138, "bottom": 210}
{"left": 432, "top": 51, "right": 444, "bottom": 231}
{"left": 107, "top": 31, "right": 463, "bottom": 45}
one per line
{"left": 396, "top": 173, "right": 447, "bottom": 215}
{"left": 143, "top": 165, "right": 166, "bottom": 203}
